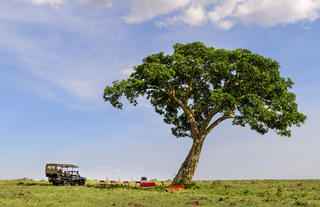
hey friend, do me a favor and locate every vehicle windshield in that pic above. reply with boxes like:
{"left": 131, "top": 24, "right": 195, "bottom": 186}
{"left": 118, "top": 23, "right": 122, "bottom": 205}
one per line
{"left": 67, "top": 171, "right": 79, "bottom": 176}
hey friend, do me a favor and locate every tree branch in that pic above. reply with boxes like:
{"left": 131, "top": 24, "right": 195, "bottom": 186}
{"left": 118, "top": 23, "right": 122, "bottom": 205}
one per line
{"left": 204, "top": 95, "right": 246, "bottom": 136}
{"left": 194, "top": 109, "right": 205, "bottom": 123}
{"left": 161, "top": 82, "right": 201, "bottom": 140}
{"left": 205, "top": 115, "right": 231, "bottom": 137}
{"left": 182, "top": 72, "right": 194, "bottom": 105}
{"left": 231, "top": 115, "right": 247, "bottom": 119}
{"left": 199, "top": 105, "right": 223, "bottom": 135}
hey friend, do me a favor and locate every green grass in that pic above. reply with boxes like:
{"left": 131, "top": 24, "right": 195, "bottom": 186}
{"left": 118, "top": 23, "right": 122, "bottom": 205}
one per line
{"left": 1, "top": 178, "right": 320, "bottom": 206}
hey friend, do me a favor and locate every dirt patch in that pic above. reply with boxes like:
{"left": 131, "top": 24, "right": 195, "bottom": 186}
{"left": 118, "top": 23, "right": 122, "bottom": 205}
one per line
{"left": 127, "top": 202, "right": 144, "bottom": 207}
{"left": 199, "top": 197, "right": 208, "bottom": 200}
{"left": 10, "top": 190, "right": 29, "bottom": 197}
{"left": 190, "top": 201, "right": 201, "bottom": 206}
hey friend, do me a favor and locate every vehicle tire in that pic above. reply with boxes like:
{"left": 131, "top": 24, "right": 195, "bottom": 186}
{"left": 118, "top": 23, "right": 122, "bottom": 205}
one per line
{"left": 79, "top": 181, "right": 85, "bottom": 186}
{"left": 63, "top": 180, "right": 68, "bottom": 186}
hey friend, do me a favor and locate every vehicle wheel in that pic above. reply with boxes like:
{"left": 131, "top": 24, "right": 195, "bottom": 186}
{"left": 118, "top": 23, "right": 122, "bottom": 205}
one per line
{"left": 79, "top": 181, "right": 85, "bottom": 186}
{"left": 63, "top": 180, "right": 68, "bottom": 186}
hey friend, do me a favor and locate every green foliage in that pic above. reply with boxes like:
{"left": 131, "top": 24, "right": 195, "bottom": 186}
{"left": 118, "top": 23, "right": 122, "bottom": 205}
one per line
{"left": 104, "top": 42, "right": 306, "bottom": 138}
{"left": 184, "top": 181, "right": 200, "bottom": 189}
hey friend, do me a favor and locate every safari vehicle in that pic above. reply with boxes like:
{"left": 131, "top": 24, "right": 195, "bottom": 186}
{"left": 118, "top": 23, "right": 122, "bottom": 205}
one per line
{"left": 45, "top": 163, "right": 86, "bottom": 186}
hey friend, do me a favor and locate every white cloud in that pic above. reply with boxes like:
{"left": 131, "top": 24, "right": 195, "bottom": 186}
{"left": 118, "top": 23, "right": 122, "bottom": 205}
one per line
{"left": 234, "top": 0, "right": 320, "bottom": 27}
{"left": 125, "top": 0, "right": 320, "bottom": 29}
{"left": 76, "top": 0, "right": 112, "bottom": 7}
{"left": 181, "top": 5, "right": 207, "bottom": 26}
{"left": 20, "top": 0, "right": 320, "bottom": 29}
{"left": 162, "top": 4, "right": 207, "bottom": 26}
{"left": 207, "top": 0, "right": 240, "bottom": 29}
{"left": 25, "top": 0, "right": 112, "bottom": 7}
{"left": 30, "top": 0, "right": 64, "bottom": 7}
{"left": 216, "top": 20, "right": 235, "bottom": 30}
{"left": 122, "top": 0, "right": 191, "bottom": 23}
{"left": 120, "top": 68, "right": 134, "bottom": 76}
{"left": 208, "top": 0, "right": 320, "bottom": 29}
{"left": 0, "top": 1, "right": 122, "bottom": 109}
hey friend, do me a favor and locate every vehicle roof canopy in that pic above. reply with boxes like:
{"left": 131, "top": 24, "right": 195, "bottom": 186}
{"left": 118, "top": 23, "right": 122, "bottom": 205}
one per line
{"left": 46, "top": 163, "right": 79, "bottom": 168}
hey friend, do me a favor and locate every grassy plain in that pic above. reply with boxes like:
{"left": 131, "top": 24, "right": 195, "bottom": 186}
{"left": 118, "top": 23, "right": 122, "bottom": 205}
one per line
{"left": 0, "top": 178, "right": 320, "bottom": 206}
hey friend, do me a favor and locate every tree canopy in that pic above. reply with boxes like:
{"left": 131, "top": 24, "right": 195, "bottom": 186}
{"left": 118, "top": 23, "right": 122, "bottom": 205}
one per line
{"left": 103, "top": 42, "right": 306, "bottom": 183}
{"left": 104, "top": 42, "right": 305, "bottom": 138}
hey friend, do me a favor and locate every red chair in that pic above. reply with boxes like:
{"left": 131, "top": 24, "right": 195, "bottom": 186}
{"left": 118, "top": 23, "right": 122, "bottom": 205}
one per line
{"left": 99, "top": 180, "right": 106, "bottom": 188}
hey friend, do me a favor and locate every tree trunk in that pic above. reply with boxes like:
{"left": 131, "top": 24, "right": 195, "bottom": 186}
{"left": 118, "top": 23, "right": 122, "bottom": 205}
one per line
{"left": 173, "top": 138, "right": 205, "bottom": 184}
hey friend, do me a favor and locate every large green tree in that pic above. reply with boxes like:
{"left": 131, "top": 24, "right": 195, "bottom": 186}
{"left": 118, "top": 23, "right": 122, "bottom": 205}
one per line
{"left": 103, "top": 42, "right": 306, "bottom": 184}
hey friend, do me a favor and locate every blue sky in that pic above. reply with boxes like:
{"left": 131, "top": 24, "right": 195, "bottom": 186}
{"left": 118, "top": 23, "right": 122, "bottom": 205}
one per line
{"left": 0, "top": 0, "right": 319, "bottom": 181}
